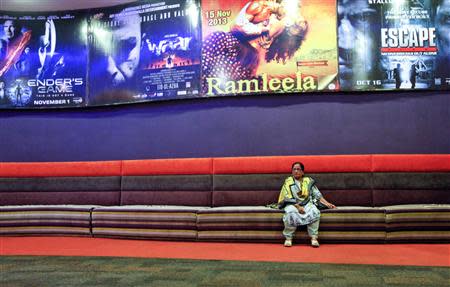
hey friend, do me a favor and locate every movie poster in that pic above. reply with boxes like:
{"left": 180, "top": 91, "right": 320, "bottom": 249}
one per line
{"left": 338, "top": 0, "right": 448, "bottom": 91}
{"left": 435, "top": 0, "right": 450, "bottom": 87}
{"left": 0, "top": 12, "right": 87, "bottom": 108}
{"left": 88, "top": 0, "right": 202, "bottom": 105}
{"left": 201, "top": 0, "right": 339, "bottom": 97}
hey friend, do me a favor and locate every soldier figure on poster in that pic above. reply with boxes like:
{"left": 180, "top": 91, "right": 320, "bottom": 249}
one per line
{"left": 338, "top": 0, "right": 446, "bottom": 90}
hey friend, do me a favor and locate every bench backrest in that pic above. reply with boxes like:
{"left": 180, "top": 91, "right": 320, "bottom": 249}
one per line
{"left": 1, "top": 155, "right": 449, "bottom": 207}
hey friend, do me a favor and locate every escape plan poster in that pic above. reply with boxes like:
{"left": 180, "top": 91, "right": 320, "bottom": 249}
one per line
{"left": 88, "top": 0, "right": 202, "bottom": 105}
{"left": 338, "top": 0, "right": 448, "bottom": 91}
{"left": 0, "top": 12, "right": 87, "bottom": 108}
{"left": 201, "top": 0, "right": 339, "bottom": 96}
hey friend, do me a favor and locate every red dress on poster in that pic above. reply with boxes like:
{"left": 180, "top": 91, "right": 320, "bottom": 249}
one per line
{"left": 201, "top": 0, "right": 308, "bottom": 93}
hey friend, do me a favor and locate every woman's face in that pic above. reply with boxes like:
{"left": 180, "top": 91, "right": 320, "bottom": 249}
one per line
{"left": 292, "top": 164, "right": 304, "bottom": 179}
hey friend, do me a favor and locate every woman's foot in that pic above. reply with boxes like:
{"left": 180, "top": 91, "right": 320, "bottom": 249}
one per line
{"left": 311, "top": 237, "right": 319, "bottom": 247}
{"left": 284, "top": 239, "right": 292, "bottom": 247}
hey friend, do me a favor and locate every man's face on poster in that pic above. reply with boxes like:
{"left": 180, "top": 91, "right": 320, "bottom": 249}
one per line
{"left": 105, "top": 16, "right": 141, "bottom": 86}
{"left": 436, "top": 0, "right": 450, "bottom": 59}
{"left": 3, "top": 20, "right": 16, "bottom": 40}
{"left": 338, "top": 0, "right": 377, "bottom": 88}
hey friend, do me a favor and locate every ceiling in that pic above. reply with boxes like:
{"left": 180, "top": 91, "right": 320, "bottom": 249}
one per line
{"left": 0, "top": 0, "right": 137, "bottom": 12}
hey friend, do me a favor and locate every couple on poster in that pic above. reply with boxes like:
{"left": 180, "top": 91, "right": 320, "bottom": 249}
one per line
{"left": 201, "top": 0, "right": 334, "bottom": 95}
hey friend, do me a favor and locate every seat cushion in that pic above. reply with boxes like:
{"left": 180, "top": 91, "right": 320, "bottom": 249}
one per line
{"left": 197, "top": 206, "right": 386, "bottom": 242}
{"left": 91, "top": 205, "right": 207, "bottom": 240}
{"left": 319, "top": 206, "right": 386, "bottom": 242}
{"left": 0, "top": 205, "right": 94, "bottom": 236}
{"left": 197, "top": 206, "right": 284, "bottom": 241}
{"left": 385, "top": 204, "right": 450, "bottom": 242}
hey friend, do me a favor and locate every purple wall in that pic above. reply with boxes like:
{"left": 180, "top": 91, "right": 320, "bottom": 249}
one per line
{"left": 0, "top": 90, "right": 449, "bottom": 162}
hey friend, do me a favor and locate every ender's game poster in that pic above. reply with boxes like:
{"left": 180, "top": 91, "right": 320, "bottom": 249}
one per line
{"left": 0, "top": 12, "right": 87, "bottom": 108}
{"left": 88, "top": 0, "right": 202, "bottom": 105}
{"left": 338, "top": 0, "right": 448, "bottom": 91}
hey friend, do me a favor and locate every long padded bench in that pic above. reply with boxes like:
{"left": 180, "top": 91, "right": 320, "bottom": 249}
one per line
{"left": 1, "top": 155, "right": 449, "bottom": 243}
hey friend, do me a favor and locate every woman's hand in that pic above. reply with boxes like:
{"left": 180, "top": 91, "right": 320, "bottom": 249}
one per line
{"left": 295, "top": 204, "right": 305, "bottom": 214}
{"left": 320, "top": 198, "right": 336, "bottom": 209}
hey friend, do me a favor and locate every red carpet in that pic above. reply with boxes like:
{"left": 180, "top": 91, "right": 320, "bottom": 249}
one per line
{"left": 1, "top": 237, "right": 449, "bottom": 267}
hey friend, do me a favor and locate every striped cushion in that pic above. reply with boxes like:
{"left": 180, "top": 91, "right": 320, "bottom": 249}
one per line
{"left": 0, "top": 205, "right": 93, "bottom": 236}
{"left": 385, "top": 204, "right": 450, "bottom": 242}
{"left": 197, "top": 206, "right": 283, "bottom": 241}
{"left": 198, "top": 230, "right": 285, "bottom": 242}
{"left": 91, "top": 206, "right": 207, "bottom": 240}
{"left": 197, "top": 230, "right": 386, "bottom": 243}
{"left": 385, "top": 204, "right": 450, "bottom": 223}
{"left": 319, "top": 207, "right": 386, "bottom": 242}
{"left": 198, "top": 206, "right": 283, "bottom": 228}
{"left": 197, "top": 206, "right": 386, "bottom": 242}
{"left": 386, "top": 231, "right": 450, "bottom": 242}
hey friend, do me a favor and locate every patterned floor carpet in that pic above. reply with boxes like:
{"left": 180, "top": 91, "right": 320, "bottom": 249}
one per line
{"left": 1, "top": 256, "right": 449, "bottom": 287}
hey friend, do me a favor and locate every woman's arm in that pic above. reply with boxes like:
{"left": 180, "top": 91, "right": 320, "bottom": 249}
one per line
{"left": 312, "top": 185, "right": 336, "bottom": 209}
{"left": 319, "top": 197, "right": 336, "bottom": 209}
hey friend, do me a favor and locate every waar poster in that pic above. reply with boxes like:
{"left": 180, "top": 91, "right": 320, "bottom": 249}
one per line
{"left": 88, "top": 0, "right": 202, "bottom": 106}
{"left": 200, "top": 0, "right": 339, "bottom": 97}
{"left": 338, "top": 0, "right": 449, "bottom": 91}
{"left": 0, "top": 12, "right": 87, "bottom": 108}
